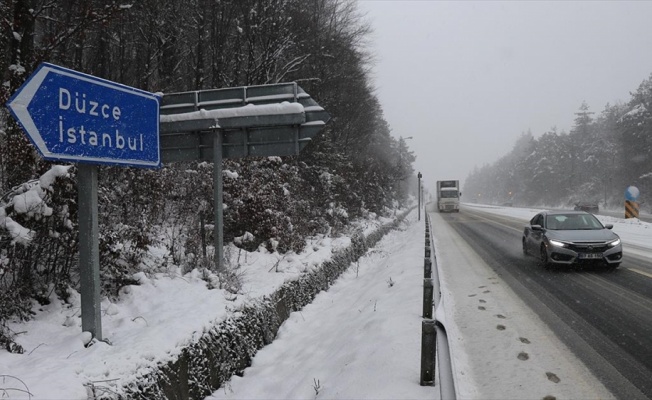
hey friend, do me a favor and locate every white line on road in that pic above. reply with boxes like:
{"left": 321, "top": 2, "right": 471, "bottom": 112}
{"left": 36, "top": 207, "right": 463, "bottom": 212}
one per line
{"left": 627, "top": 267, "right": 652, "bottom": 279}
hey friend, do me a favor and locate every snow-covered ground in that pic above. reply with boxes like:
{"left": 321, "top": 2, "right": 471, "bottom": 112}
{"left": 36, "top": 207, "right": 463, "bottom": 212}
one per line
{"left": 0, "top": 213, "right": 392, "bottom": 399}
{"left": 2, "top": 205, "right": 651, "bottom": 399}
{"left": 208, "top": 211, "right": 433, "bottom": 400}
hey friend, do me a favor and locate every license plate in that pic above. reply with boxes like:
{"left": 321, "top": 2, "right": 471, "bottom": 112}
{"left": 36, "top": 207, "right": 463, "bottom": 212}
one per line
{"left": 579, "top": 253, "right": 603, "bottom": 259}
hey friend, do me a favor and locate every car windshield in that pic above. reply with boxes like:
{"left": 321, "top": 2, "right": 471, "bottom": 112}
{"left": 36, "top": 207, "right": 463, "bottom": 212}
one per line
{"left": 546, "top": 214, "right": 603, "bottom": 230}
{"left": 440, "top": 191, "right": 458, "bottom": 198}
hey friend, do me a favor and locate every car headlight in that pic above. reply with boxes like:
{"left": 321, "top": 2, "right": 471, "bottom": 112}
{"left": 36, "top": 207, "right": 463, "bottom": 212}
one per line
{"left": 608, "top": 238, "right": 621, "bottom": 247}
{"left": 548, "top": 239, "right": 566, "bottom": 247}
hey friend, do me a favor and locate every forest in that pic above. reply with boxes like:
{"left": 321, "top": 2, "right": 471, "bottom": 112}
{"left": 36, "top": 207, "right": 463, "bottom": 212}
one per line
{"left": 0, "top": 0, "right": 418, "bottom": 342}
{"left": 463, "top": 77, "right": 652, "bottom": 211}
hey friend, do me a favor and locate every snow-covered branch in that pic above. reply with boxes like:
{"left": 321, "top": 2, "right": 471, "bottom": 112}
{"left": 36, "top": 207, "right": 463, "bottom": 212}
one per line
{"left": 0, "top": 165, "right": 71, "bottom": 245}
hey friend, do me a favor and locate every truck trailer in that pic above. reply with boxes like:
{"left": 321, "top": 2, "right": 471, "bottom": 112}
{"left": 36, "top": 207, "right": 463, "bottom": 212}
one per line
{"left": 436, "top": 180, "right": 461, "bottom": 212}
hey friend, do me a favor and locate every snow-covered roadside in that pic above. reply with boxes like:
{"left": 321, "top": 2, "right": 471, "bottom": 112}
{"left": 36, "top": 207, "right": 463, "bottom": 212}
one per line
{"left": 208, "top": 211, "right": 434, "bottom": 399}
{"left": 0, "top": 212, "right": 394, "bottom": 399}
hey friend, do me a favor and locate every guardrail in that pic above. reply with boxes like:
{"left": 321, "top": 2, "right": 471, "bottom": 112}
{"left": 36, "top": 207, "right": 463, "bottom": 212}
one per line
{"left": 420, "top": 213, "right": 456, "bottom": 399}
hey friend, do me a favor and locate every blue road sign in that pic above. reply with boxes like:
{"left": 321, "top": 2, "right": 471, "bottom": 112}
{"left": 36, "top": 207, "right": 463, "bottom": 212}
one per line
{"left": 625, "top": 186, "right": 640, "bottom": 201}
{"left": 6, "top": 63, "right": 160, "bottom": 167}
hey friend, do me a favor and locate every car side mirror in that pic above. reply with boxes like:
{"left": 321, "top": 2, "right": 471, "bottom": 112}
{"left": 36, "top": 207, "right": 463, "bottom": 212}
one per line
{"left": 605, "top": 224, "right": 613, "bottom": 230}
{"left": 531, "top": 224, "right": 542, "bottom": 231}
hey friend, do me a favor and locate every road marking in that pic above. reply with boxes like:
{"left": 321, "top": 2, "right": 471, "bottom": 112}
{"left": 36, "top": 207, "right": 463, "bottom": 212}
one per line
{"left": 580, "top": 273, "right": 652, "bottom": 311}
{"left": 627, "top": 267, "right": 652, "bottom": 279}
{"left": 462, "top": 209, "right": 523, "bottom": 233}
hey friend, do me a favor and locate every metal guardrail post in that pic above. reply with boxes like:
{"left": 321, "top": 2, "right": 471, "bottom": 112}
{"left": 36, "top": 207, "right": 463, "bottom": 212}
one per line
{"left": 420, "top": 319, "right": 436, "bottom": 386}
{"left": 423, "top": 278, "right": 433, "bottom": 319}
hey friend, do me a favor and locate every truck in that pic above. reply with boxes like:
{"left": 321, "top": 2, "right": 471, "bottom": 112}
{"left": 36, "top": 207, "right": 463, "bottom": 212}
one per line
{"left": 436, "top": 180, "right": 461, "bottom": 212}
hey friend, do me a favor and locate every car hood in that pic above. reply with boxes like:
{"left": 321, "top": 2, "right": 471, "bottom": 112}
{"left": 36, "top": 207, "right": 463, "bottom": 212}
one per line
{"left": 547, "top": 229, "right": 619, "bottom": 242}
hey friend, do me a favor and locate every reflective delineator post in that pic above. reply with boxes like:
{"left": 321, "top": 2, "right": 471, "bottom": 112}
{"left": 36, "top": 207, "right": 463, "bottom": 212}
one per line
{"left": 420, "top": 319, "right": 436, "bottom": 386}
{"left": 625, "top": 200, "right": 639, "bottom": 219}
{"left": 423, "top": 278, "right": 433, "bottom": 319}
{"left": 625, "top": 186, "right": 640, "bottom": 219}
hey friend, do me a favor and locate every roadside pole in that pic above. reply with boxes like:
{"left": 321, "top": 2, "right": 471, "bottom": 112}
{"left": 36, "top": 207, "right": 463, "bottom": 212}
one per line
{"left": 418, "top": 172, "right": 422, "bottom": 221}
{"left": 214, "top": 131, "right": 224, "bottom": 270}
{"left": 78, "top": 164, "right": 102, "bottom": 340}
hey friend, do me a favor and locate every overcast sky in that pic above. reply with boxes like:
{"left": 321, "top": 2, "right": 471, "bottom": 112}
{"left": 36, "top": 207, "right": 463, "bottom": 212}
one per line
{"left": 357, "top": 0, "right": 652, "bottom": 192}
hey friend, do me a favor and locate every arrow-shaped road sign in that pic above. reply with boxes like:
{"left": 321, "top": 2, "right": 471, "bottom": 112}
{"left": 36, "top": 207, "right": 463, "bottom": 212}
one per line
{"left": 6, "top": 63, "right": 160, "bottom": 168}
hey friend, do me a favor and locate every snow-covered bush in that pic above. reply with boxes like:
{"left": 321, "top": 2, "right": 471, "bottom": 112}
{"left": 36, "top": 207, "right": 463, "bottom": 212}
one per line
{"left": 223, "top": 157, "right": 312, "bottom": 254}
{"left": 0, "top": 165, "right": 76, "bottom": 349}
{"left": 96, "top": 166, "right": 173, "bottom": 296}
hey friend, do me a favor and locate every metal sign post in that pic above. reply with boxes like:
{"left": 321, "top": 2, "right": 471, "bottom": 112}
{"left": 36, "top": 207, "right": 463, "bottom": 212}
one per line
{"left": 6, "top": 63, "right": 161, "bottom": 340}
{"left": 214, "top": 131, "right": 224, "bottom": 269}
{"left": 160, "top": 83, "right": 330, "bottom": 270}
{"left": 77, "top": 164, "right": 102, "bottom": 339}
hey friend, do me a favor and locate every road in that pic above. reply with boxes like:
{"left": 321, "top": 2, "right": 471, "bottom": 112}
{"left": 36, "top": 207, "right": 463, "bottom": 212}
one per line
{"left": 439, "top": 205, "right": 652, "bottom": 399}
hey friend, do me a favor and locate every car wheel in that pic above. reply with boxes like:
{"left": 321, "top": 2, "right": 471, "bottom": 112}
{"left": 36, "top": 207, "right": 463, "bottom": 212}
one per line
{"left": 539, "top": 244, "right": 550, "bottom": 268}
{"left": 522, "top": 238, "right": 529, "bottom": 256}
